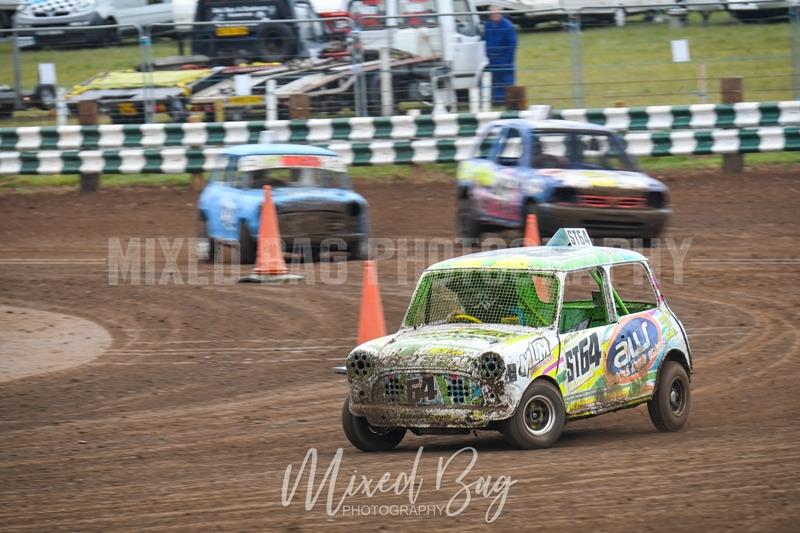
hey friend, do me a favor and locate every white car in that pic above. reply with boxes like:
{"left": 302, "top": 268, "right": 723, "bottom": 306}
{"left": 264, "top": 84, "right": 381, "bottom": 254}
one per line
{"left": 726, "top": 1, "right": 791, "bottom": 22}
{"left": 14, "top": 0, "right": 174, "bottom": 46}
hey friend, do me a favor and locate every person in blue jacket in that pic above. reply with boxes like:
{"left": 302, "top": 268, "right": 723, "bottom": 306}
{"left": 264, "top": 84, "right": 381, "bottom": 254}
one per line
{"left": 484, "top": 6, "right": 518, "bottom": 104}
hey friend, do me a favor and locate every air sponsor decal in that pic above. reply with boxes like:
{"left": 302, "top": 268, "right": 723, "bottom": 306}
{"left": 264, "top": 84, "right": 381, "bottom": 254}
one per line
{"left": 606, "top": 316, "right": 661, "bottom": 383}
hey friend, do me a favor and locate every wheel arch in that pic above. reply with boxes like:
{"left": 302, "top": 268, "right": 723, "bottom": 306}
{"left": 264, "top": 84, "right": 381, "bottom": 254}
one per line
{"left": 659, "top": 349, "right": 692, "bottom": 383}
{"left": 529, "top": 374, "right": 565, "bottom": 404}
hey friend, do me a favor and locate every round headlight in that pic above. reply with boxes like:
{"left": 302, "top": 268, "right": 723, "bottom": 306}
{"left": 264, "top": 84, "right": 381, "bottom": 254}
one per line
{"left": 479, "top": 352, "right": 505, "bottom": 382}
{"left": 346, "top": 350, "right": 375, "bottom": 380}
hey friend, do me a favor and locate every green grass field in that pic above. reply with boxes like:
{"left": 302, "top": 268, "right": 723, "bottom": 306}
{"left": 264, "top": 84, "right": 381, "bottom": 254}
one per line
{"left": 0, "top": 11, "right": 797, "bottom": 189}
{"left": 0, "top": 11, "right": 794, "bottom": 112}
{"left": 518, "top": 14, "right": 795, "bottom": 108}
{"left": 3, "top": 153, "right": 799, "bottom": 193}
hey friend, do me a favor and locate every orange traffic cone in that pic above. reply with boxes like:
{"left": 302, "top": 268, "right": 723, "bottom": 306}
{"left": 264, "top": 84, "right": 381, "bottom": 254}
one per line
{"left": 357, "top": 260, "right": 387, "bottom": 344}
{"left": 240, "top": 185, "right": 303, "bottom": 283}
{"left": 523, "top": 214, "right": 541, "bottom": 247}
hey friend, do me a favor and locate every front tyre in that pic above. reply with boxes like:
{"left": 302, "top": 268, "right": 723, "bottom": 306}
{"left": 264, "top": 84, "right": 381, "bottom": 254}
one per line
{"left": 238, "top": 222, "right": 257, "bottom": 265}
{"left": 501, "top": 380, "right": 565, "bottom": 449}
{"left": 347, "top": 237, "right": 369, "bottom": 261}
{"left": 648, "top": 360, "right": 691, "bottom": 432}
{"left": 342, "top": 397, "right": 405, "bottom": 452}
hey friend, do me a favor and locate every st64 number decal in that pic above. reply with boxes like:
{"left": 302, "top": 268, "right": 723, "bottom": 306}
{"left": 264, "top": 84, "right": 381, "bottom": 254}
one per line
{"left": 566, "top": 333, "right": 601, "bottom": 383}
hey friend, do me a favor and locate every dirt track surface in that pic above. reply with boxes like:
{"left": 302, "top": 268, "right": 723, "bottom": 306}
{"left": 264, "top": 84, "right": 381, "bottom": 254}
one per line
{"left": 0, "top": 168, "right": 798, "bottom": 531}
{"left": 0, "top": 305, "right": 111, "bottom": 382}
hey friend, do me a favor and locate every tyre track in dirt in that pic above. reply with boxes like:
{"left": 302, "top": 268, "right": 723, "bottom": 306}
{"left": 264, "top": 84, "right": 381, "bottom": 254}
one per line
{"left": 0, "top": 173, "right": 798, "bottom": 531}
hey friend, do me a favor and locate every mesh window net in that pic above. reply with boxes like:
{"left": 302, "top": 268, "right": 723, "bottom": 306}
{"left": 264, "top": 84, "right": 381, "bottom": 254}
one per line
{"left": 403, "top": 269, "right": 560, "bottom": 329}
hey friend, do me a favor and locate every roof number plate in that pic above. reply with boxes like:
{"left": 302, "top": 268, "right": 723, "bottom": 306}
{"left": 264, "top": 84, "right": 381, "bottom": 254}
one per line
{"left": 565, "top": 228, "right": 592, "bottom": 246}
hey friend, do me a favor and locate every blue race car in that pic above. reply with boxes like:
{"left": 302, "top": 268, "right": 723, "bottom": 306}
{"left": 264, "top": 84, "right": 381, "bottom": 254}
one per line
{"left": 198, "top": 144, "right": 369, "bottom": 263}
{"left": 457, "top": 119, "right": 671, "bottom": 244}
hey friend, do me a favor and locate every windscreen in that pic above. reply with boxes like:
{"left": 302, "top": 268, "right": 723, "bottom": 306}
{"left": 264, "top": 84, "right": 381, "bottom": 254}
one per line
{"left": 212, "top": 154, "right": 350, "bottom": 189}
{"left": 195, "top": 0, "right": 291, "bottom": 23}
{"left": 533, "top": 131, "right": 637, "bottom": 172}
{"left": 403, "top": 269, "right": 560, "bottom": 329}
{"left": 240, "top": 167, "right": 349, "bottom": 189}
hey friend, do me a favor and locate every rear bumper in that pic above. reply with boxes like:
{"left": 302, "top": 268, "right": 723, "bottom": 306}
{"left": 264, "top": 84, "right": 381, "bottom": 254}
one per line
{"left": 283, "top": 232, "right": 366, "bottom": 248}
{"left": 534, "top": 203, "right": 670, "bottom": 239}
{"left": 15, "top": 12, "right": 106, "bottom": 44}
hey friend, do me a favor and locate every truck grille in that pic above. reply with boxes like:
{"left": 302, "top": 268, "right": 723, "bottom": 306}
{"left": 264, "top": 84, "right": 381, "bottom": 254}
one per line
{"left": 576, "top": 195, "right": 647, "bottom": 209}
{"left": 278, "top": 211, "right": 349, "bottom": 236}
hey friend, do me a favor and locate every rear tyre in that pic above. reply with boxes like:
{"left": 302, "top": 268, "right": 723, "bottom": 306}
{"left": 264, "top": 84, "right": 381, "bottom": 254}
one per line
{"left": 501, "top": 380, "right": 565, "bottom": 449}
{"left": 342, "top": 397, "right": 405, "bottom": 452}
{"left": 457, "top": 197, "right": 481, "bottom": 244}
{"left": 238, "top": 221, "right": 257, "bottom": 265}
{"left": 648, "top": 360, "right": 691, "bottom": 432}
{"left": 256, "top": 23, "right": 296, "bottom": 62}
{"left": 33, "top": 84, "right": 56, "bottom": 111}
{"left": 101, "top": 18, "right": 119, "bottom": 45}
{"left": 197, "top": 216, "right": 216, "bottom": 263}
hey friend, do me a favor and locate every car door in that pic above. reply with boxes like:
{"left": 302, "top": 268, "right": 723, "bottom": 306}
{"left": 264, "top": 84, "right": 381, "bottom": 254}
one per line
{"left": 481, "top": 125, "right": 529, "bottom": 223}
{"left": 603, "top": 261, "right": 669, "bottom": 403}
{"left": 204, "top": 157, "right": 242, "bottom": 242}
{"left": 117, "top": 0, "right": 173, "bottom": 26}
{"left": 558, "top": 267, "right": 618, "bottom": 415}
{"left": 444, "top": 0, "right": 487, "bottom": 90}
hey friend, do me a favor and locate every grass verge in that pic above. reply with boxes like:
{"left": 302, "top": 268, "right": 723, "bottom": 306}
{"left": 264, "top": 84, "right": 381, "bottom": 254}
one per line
{"left": 1, "top": 153, "right": 797, "bottom": 193}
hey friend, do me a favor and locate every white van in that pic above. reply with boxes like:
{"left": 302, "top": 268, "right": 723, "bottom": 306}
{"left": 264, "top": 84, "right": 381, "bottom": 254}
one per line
{"left": 0, "top": 0, "right": 21, "bottom": 29}
{"left": 14, "top": 0, "right": 174, "bottom": 45}
{"left": 726, "top": 1, "right": 790, "bottom": 22}
{"left": 505, "top": 0, "right": 675, "bottom": 27}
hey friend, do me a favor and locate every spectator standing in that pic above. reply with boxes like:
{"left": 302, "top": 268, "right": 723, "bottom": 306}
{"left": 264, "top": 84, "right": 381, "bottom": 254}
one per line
{"left": 484, "top": 7, "right": 518, "bottom": 104}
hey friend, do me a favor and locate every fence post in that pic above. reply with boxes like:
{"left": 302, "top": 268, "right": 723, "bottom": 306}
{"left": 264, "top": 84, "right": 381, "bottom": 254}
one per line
{"left": 213, "top": 99, "right": 225, "bottom": 122}
{"left": 505, "top": 86, "right": 526, "bottom": 111}
{"left": 721, "top": 77, "right": 744, "bottom": 174}
{"left": 481, "top": 71, "right": 492, "bottom": 112}
{"left": 191, "top": 172, "right": 205, "bottom": 191}
{"left": 791, "top": 5, "right": 800, "bottom": 99}
{"left": 350, "top": 29, "right": 368, "bottom": 117}
{"left": 265, "top": 79, "right": 277, "bottom": 122}
{"left": 56, "top": 87, "right": 68, "bottom": 126}
{"left": 138, "top": 28, "right": 155, "bottom": 124}
{"left": 289, "top": 94, "right": 311, "bottom": 119}
{"left": 568, "top": 13, "right": 584, "bottom": 108}
{"left": 12, "top": 30, "right": 22, "bottom": 110}
{"left": 78, "top": 101, "right": 100, "bottom": 192}
{"left": 379, "top": 47, "right": 393, "bottom": 116}
{"left": 468, "top": 85, "right": 480, "bottom": 114}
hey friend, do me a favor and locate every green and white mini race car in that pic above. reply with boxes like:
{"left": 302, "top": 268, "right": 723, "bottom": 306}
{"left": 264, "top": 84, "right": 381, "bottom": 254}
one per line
{"left": 342, "top": 228, "right": 692, "bottom": 451}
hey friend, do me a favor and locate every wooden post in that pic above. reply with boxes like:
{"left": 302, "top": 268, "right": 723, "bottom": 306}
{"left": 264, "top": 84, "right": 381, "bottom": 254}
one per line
{"left": 191, "top": 172, "right": 205, "bottom": 191}
{"left": 213, "top": 99, "right": 225, "bottom": 122}
{"left": 505, "top": 86, "right": 526, "bottom": 111}
{"left": 78, "top": 100, "right": 100, "bottom": 193}
{"left": 288, "top": 94, "right": 311, "bottom": 119}
{"left": 721, "top": 77, "right": 744, "bottom": 174}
